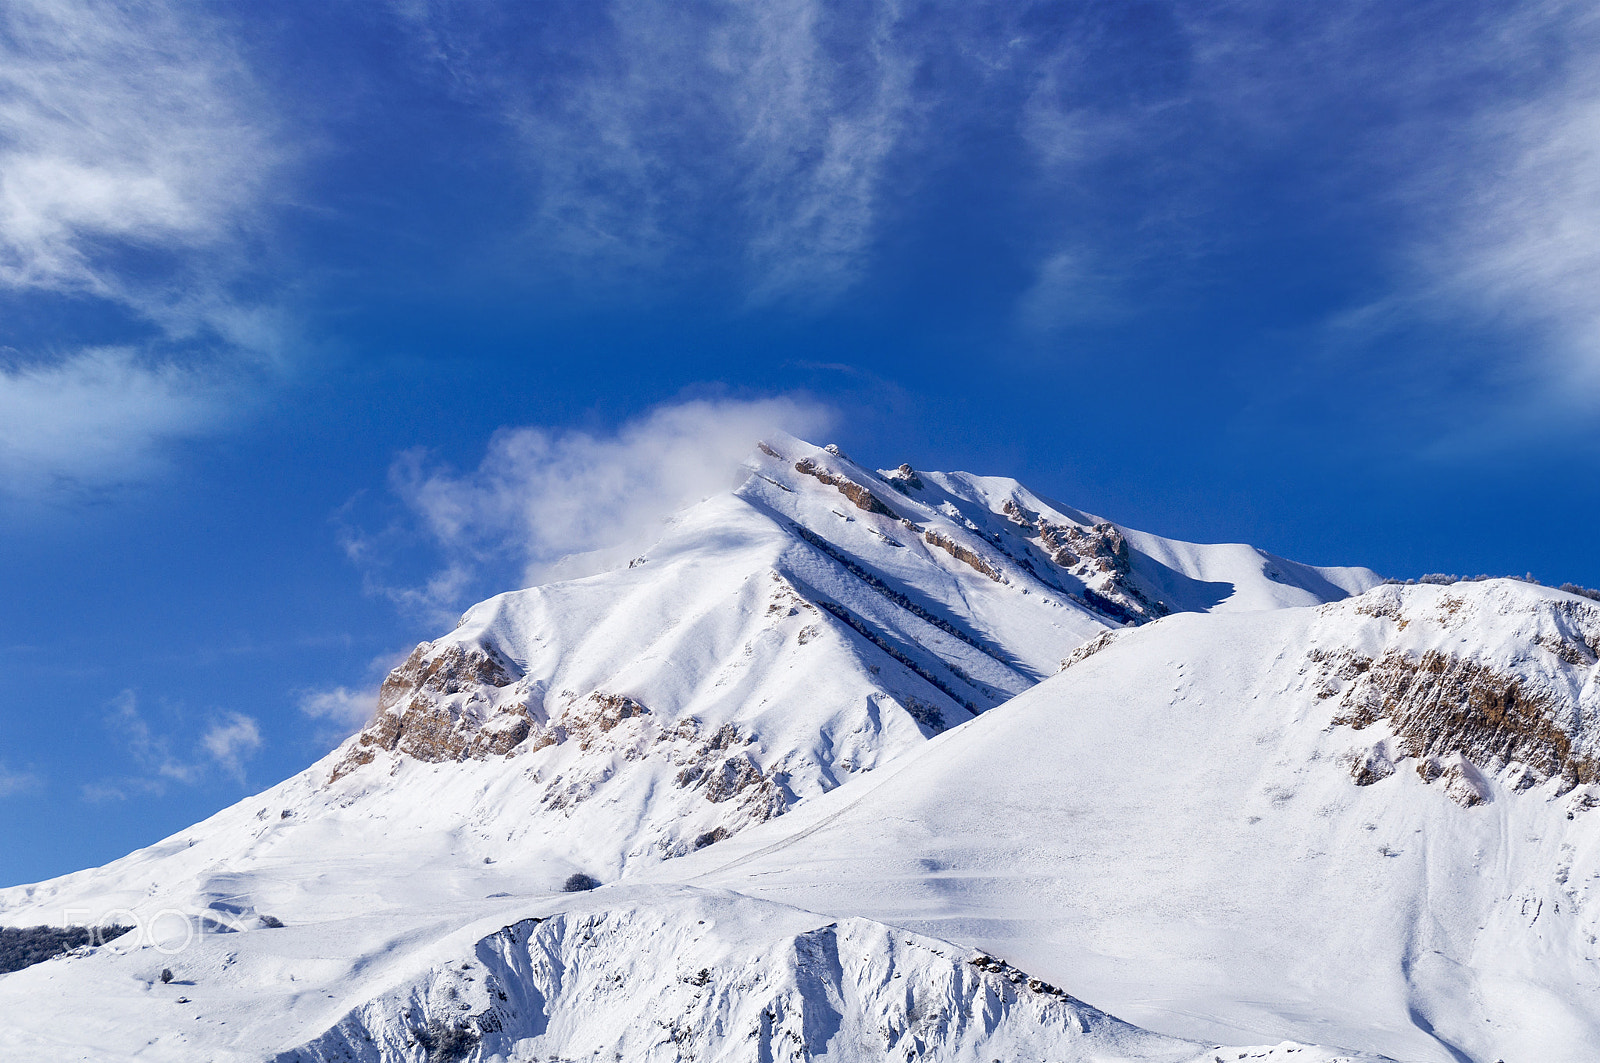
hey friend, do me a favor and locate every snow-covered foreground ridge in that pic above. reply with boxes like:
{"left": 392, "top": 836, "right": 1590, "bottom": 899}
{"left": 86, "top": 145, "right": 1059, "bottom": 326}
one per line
{"left": 0, "top": 885, "right": 1385, "bottom": 1063}
{"left": 276, "top": 890, "right": 1320, "bottom": 1063}
{"left": 10, "top": 437, "right": 1596, "bottom": 1060}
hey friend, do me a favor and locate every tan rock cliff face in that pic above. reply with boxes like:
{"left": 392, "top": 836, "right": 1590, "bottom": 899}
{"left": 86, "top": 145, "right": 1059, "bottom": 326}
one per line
{"left": 1035, "top": 517, "right": 1129, "bottom": 575}
{"left": 327, "top": 633, "right": 798, "bottom": 851}
{"left": 330, "top": 642, "right": 532, "bottom": 781}
{"left": 1313, "top": 591, "right": 1600, "bottom": 805}
{"left": 1000, "top": 499, "right": 1168, "bottom": 623}
{"left": 921, "top": 529, "right": 1002, "bottom": 582}
{"left": 1327, "top": 648, "right": 1599, "bottom": 795}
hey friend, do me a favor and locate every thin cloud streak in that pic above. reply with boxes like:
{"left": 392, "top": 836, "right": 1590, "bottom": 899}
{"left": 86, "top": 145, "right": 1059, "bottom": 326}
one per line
{"left": 1006, "top": 1, "right": 1600, "bottom": 406}
{"left": 0, "top": 763, "right": 40, "bottom": 798}
{"left": 87, "top": 691, "right": 263, "bottom": 799}
{"left": 0, "top": 0, "right": 293, "bottom": 501}
{"left": 1417, "top": 39, "right": 1600, "bottom": 393}
{"left": 400, "top": 0, "right": 917, "bottom": 304}
{"left": 0, "top": 349, "right": 231, "bottom": 497}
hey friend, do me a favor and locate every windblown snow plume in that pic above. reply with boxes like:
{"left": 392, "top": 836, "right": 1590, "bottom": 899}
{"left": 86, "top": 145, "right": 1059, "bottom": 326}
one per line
{"left": 391, "top": 397, "right": 833, "bottom": 584}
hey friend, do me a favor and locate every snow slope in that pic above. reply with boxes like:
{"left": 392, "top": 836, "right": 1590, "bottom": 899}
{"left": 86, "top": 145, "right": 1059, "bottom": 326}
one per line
{"left": 0, "top": 438, "right": 1404, "bottom": 1062}
{"left": 672, "top": 579, "right": 1600, "bottom": 1063}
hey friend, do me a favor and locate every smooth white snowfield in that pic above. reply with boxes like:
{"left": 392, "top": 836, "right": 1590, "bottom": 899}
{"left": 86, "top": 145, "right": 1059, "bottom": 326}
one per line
{"left": 672, "top": 579, "right": 1600, "bottom": 1063}
{"left": 0, "top": 439, "right": 1469, "bottom": 1062}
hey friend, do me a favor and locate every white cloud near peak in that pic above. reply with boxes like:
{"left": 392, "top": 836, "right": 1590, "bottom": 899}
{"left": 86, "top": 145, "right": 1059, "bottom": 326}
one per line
{"left": 298, "top": 686, "right": 379, "bottom": 734}
{"left": 200, "top": 712, "right": 263, "bottom": 783}
{"left": 382, "top": 396, "right": 833, "bottom": 613}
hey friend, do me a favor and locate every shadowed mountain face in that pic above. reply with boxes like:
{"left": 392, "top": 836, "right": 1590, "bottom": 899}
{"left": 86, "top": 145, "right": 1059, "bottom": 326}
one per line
{"left": 0, "top": 439, "right": 1423, "bottom": 1063}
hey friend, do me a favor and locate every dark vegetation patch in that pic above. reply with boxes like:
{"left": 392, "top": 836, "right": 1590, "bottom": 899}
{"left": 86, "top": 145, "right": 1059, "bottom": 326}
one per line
{"left": 416, "top": 1019, "right": 479, "bottom": 1063}
{"left": 0, "top": 924, "right": 132, "bottom": 975}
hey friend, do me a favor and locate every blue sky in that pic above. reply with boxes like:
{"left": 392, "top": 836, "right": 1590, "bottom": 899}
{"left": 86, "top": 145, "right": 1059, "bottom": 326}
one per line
{"left": 3, "top": 0, "right": 1599, "bottom": 886}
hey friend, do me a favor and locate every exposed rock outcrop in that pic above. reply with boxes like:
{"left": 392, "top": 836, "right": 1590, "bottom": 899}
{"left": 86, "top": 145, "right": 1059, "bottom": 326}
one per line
{"left": 1059, "top": 630, "right": 1120, "bottom": 672}
{"left": 923, "top": 528, "right": 1002, "bottom": 582}
{"left": 1000, "top": 502, "right": 1169, "bottom": 624}
{"left": 793, "top": 457, "right": 900, "bottom": 518}
{"left": 1037, "top": 519, "right": 1129, "bottom": 576}
{"left": 330, "top": 642, "right": 535, "bottom": 781}
{"left": 1312, "top": 586, "right": 1600, "bottom": 803}
{"left": 1325, "top": 647, "right": 1599, "bottom": 795}
{"left": 885, "top": 462, "right": 925, "bottom": 492}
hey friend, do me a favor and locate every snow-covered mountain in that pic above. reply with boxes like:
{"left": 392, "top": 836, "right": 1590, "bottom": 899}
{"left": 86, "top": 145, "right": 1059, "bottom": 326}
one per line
{"left": 0, "top": 438, "right": 1376, "bottom": 923}
{"left": 672, "top": 578, "right": 1600, "bottom": 1062}
{"left": 16, "top": 437, "right": 1543, "bottom": 1062}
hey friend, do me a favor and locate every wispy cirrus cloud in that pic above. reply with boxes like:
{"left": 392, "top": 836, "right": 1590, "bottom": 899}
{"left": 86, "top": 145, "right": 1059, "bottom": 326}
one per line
{"left": 398, "top": 0, "right": 916, "bottom": 305}
{"left": 85, "top": 691, "right": 263, "bottom": 800}
{"left": 399, "top": 1, "right": 1223, "bottom": 319}
{"left": 0, "top": 0, "right": 292, "bottom": 500}
{"left": 0, "top": 762, "right": 41, "bottom": 798}
{"left": 0, "top": 0, "right": 281, "bottom": 297}
{"left": 1004, "top": 0, "right": 1600, "bottom": 411}
{"left": 1406, "top": 5, "right": 1600, "bottom": 395}
{"left": 1197, "top": 0, "right": 1600, "bottom": 398}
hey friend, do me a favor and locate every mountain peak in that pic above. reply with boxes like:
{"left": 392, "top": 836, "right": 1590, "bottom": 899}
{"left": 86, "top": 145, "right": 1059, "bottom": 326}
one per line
{"left": 0, "top": 441, "right": 1419, "bottom": 1063}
